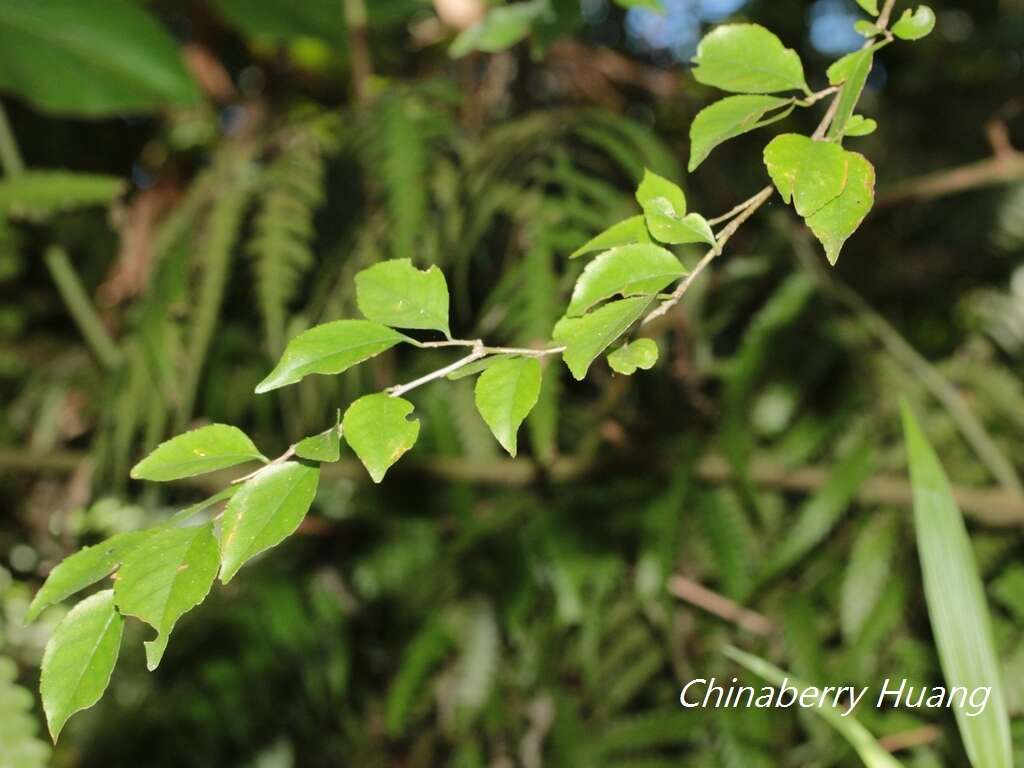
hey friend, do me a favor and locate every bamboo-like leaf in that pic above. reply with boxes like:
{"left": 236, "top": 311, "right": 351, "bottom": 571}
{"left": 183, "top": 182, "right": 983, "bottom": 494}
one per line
{"left": 901, "top": 403, "right": 1012, "bottom": 768}
{"left": 724, "top": 647, "right": 903, "bottom": 768}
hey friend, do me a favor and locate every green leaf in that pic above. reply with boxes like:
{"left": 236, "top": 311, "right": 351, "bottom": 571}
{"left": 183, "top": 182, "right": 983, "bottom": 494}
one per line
{"left": 114, "top": 524, "right": 219, "bottom": 670}
{"left": 40, "top": 591, "right": 123, "bottom": 742}
{"left": 892, "top": 5, "right": 936, "bottom": 41}
{"left": 688, "top": 95, "right": 795, "bottom": 172}
{"left": 445, "top": 354, "right": 514, "bottom": 381}
{"left": 901, "top": 403, "right": 1013, "bottom": 768}
{"left": 567, "top": 244, "right": 684, "bottom": 317}
{"left": 130, "top": 424, "right": 266, "bottom": 482}
{"left": 343, "top": 394, "right": 420, "bottom": 483}
{"left": 724, "top": 647, "right": 903, "bottom": 768}
{"left": 570, "top": 216, "right": 650, "bottom": 259}
{"left": 826, "top": 49, "right": 876, "bottom": 141}
{"left": 763, "top": 134, "right": 849, "bottom": 217}
{"left": 295, "top": 411, "right": 342, "bottom": 463}
{"left": 0, "top": 0, "right": 200, "bottom": 117}
{"left": 840, "top": 511, "right": 898, "bottom": 641}
{"left": 614, "top": 0, "right": 663, "bottom": 8}
{"left": 220, "top": 462, "right": 320, "bottom": 583}
{"left": 449, "top": 0, "right": 549, "bottom": 58}
{"left": 355, "top": 259, "right": 451, "bottom": 336}
{"left": 856, "top": 0, "right": 879, "bottom": 15}
{"left": 607, "top": 339, "right": 659, "bottom": 375}
{"left": 0, "top": 171, "right": 124, "bottom": 219}
{"left": 692, "top": 24, "right": 808, "bottom": 94}
{"left": 844, "top": 115, "right": 877, "bottom": 137}
{"left": 26, "top": 531, "right": 153, "bottom": 622}
{"left": 854, "top": 20, "right": 880, "bottom": 36}
{"left": 209, "top": 0, "right": 340, "bottom": 43}
{"left": 635, "top": 168, "right": 686, "bottom": 216}
{"left": 806, "top": 151, "right": 875, "bottom": 265}
{"left": 473, "top": 357, "right": 542, "bottom": 457}
{"left": 255, "top": 320, "right": 408, "bottom": 393}
{"left": 643, "top": 200, "right": 716, "bottom": 246}
{"left": 553, "top": 297, "right": 650, "bottom": 381}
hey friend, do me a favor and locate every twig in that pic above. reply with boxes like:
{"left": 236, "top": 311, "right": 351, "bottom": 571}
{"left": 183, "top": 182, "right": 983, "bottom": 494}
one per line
{"left": 642, "top": 185, "right": 775, "bottom": 326}
{"left": 878, "top": 151, "right": 1024, "bottom": 205}
{"left": 388, "top": 349, "right": 487, "bottom": 397}
{"left": 667, "top": 575, "right": 774, "bottom": 636}
{"left": 876, "top": 0, "right": 898, "bottom": 30}
{"left": 231, "top": 445, "right": 292, "bottom": 484}
{"left": 44, "top": 246, "right": 122, "bottom": 370}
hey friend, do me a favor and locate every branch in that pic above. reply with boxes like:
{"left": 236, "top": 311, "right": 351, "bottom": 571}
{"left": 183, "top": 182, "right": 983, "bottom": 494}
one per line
{"left": 878, "top": 151, "right": 1024, "bottom": 206}
{"left": 667, "top": 575, "right": 774, "bottom": 636}
{"left": 642, "top": 185, "right": 775, "bottom": 326}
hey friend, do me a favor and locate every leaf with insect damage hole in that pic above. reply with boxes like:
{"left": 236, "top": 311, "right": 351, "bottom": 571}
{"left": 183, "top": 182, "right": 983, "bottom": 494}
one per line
{"left": 355, "top": 259, "right": 451, "bottom": 336}
{"left": 220, "top": 462, "right": 320, "bottom": 583}
{"left": 343, "top": 394, "right": 420, "bottom": 483}
{"left": 607, "top": 338, "right": 659, "bottom": 375}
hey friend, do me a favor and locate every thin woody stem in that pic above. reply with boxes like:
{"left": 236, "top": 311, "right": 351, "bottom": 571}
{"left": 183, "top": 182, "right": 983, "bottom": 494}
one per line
{"left": 642, "top": 185, "right": 774, "bottom": 326}
{"left": 388, "top": 349, "right": 487, "bottom": 397}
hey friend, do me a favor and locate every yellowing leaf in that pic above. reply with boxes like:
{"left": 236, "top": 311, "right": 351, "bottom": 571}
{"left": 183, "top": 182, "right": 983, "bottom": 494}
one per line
{"left": 355, "top": 259, "right": 451, "bottom": 336}
{"left": 256, "top": 320, "right": 407, "bottom": 393}
{"left": 763, "top": 134, "right": 849, "bottom": 217}
{"left": 40, "top": 591, "right": 123, "bottom": 742}
{"left": 570, "top": 215, "right": 650, "bottom": 259}
{"left": 130, "top": 424, "right": 266, "bottom": 482}
{"left": 343, "top": 394, "right": 420, "bottom": 483}
{"left": 567, "top": 244, "right": 684, "bottom": 317}
{"left": 220, "top": 462, "right": 320, "bottom": 583}
{"left": 692, "top": 24, "right": 808, "bottom": 94}
{"left": 553, "top": 297, "right": 650, "bottom": 380}
{"left": 689, "top": 95, "right": 795, "bottom": 172}
{"left": 607, "top": 338, "right": 658, "bottom": 375}
{"left": 806, "top": 151, "right": 875, "bottom": 265}
{"left": 473, "top": 357, "right": 542, "bottom": 457}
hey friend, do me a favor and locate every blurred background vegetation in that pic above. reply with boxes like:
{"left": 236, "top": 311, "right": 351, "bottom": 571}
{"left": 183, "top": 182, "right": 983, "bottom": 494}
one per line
{"left": 1, "top": 0, "right": 1023, "bottom": 765}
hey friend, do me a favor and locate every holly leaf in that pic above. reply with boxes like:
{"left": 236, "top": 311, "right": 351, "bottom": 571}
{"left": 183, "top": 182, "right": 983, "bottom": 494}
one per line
{"left": 256, "top": 320, "right": 408, "bottom": 393}
{"left": 806, "top": 151, "right": 875, "bottom": 265}
{"left": 692, "top": 24, "right": 808, "bottom": 94}
{"left": 763, "top": 134, "right": 849, "bottom": 217}
{"left": 553, "top": 297, "right": 650, "bottom": 380}
{"left": 570, "top": 215, "right": 650, "bottom": 259}
{"left": 220, "top": 462, "right": 320, "bottom": 583}
{"left": 892, "top": 5, "right": 935, "bottom": 41}
{"left": 355, "top": 259, "right": 451, "bottom": 336}
{"left": 295, "top": 411, "right": 342, "bottom": 462}
{"left": 26, "top": 531, "right": 154, "bottom": 622}
{"left": 40, "top": 591, "right": 123, "bottom": 742}
{"left": 689, "top": 95, "right": 795, "bottom": 172}
{"left": 343, "top": 394, "right": 420, "bottom": 483}
{"left": 114, "top": 524, "right": 219, "bottom": 670}
{"left": 473, "top": 357, "right": 542, "bottom": 457}
{"left": 567, "top": 244, "right": 684, "bottom": 317}
{"left": 607, "top": 339, "right": 659, "bottom": 375}
{"left": 130, "top": 424, "right": 266, "bottom": 482}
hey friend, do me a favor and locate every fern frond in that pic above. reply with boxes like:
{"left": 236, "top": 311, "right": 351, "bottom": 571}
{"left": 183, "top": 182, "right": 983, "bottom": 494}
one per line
{"left": 0, "top": 170, "right": 123, "bottom": 219}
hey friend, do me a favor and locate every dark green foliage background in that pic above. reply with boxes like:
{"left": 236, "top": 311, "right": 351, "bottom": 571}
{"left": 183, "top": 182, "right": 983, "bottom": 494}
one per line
{"left": 1, "top": 1, "right": 1023, "bottom": 765}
